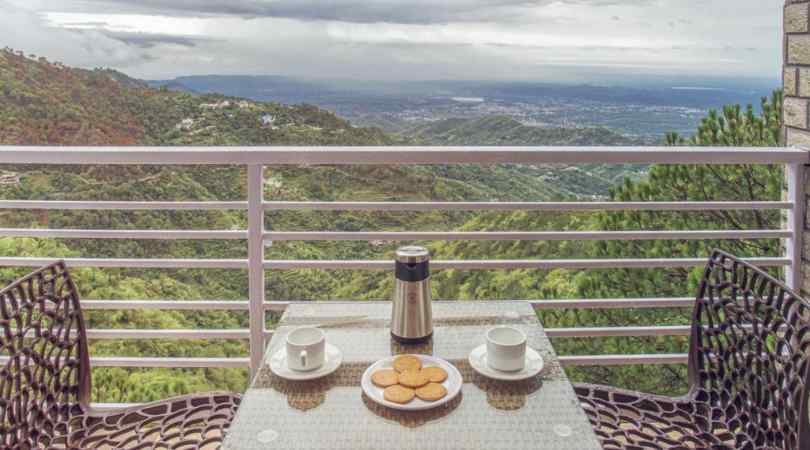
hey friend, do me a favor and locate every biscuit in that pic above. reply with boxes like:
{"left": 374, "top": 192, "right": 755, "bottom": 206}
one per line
{"left": 421, "top": 366, "right": 448, "bottom": 383}
{"left": 371, "top": 369, "right": 399, "bottom": 387}
{"left": 398, "top": 370, "right": 430, "bottom": 388}
{"left": 415, "top": 383, "right": 447, "bottom": 402}
{"left": 383, "top": 385, "right": 415, "bottom": 404}
{"left": 392, "top": 355, "right": 422, "bottom": 373}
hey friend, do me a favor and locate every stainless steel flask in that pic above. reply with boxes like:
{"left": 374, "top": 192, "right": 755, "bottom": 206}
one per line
{"left": 391, "top": 246, "right": 433, "bottom": 343}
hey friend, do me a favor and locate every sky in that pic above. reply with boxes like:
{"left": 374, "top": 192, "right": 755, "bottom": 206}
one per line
{"left": 1, "top": 0, "right": 782, "bottom": 82}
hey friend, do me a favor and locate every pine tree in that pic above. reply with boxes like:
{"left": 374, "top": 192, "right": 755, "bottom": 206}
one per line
{"left": 562, "top": 91, "right": 784, "bottom": 394}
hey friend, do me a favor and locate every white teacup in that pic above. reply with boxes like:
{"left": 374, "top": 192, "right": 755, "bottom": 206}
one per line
{"left": 286, "top": 327, "right": 326, "bottom": 372}
{"left": 486, "top": 326, "right": 527, "bottom": 372}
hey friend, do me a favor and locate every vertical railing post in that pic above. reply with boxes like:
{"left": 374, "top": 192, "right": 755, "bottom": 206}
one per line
{"left": 786, "top": 162, "right": 805, "bottom": 291}
{"left": 247, "top": 164, "right": 266, "bottom": 379}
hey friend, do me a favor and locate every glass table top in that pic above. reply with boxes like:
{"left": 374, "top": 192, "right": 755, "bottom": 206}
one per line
{"left": 223, "top": 301, "right": 602, "bottom": 450}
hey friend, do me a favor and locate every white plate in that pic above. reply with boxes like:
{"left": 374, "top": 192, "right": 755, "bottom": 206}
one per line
{"left": 361, "top": 354, "right": 462, "bottom": 411}
{"left": 269, "top": 343, "right": 343, "bottom": 381}
{"left": 468, "top": 344, "right": 544, "bottom": 381}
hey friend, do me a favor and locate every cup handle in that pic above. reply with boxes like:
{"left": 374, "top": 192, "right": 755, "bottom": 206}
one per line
{"left": 300, "top": 350, "right": 308, "bottom": 368}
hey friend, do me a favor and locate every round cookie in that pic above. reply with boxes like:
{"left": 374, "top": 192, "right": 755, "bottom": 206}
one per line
{"left": 415, "top": 383, "right": 448, "bottom": 401}
{"left": 421, "top": 366, "right": 448, "bottom": 383}
{"left": 392, "top": 355, "right": 422, "bottom": 373}
{"left": 383, "top": 385, "right": 415, "bottom": 404}
{"left": 371, "top": 369, "right": 399, "bottom": 387}
{"left": 398, "top": 370, "right": 430, "bottom": 388}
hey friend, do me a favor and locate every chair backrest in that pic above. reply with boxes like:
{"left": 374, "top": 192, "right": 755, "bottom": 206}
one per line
{"left": 688, "top": 250, "right": 810, "bottom": 449}
{"left": 0, "top": 261, "right": 90, "bottom": 448}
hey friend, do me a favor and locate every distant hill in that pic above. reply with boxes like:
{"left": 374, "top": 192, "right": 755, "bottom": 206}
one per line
{"left": 390, "top": 116, "right": 646, "bottom": 196}
{"left": 0, "top": 50, "right": 151, "bottom": 145}
{"left": 0, "top": 49, "right": 397, "bottom": 146}
{"left": 148, "top": 75, "right": 774, "bottom": 110}
{"left": 146, "top": 75, "right": 332, "bottom": 104}
{"left": 146, "top": 74, "right": 775, "bottom": 139}
{"left": 401, "top": 116, "right": 638, "bottom": 146}
{"left": 148, "top": 80, "right": 199, "bottom": 94}
{"left": 0, "top": 49, "right": 642, "bottom": 199}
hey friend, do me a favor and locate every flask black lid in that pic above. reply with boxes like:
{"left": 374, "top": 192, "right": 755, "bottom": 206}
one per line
{"left": 394, "top": 246, "right": 430, "bottom": 281}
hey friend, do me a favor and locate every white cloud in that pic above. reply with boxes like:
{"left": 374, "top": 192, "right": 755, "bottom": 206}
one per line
{"left": 17, "top": 0, "right": 659, "bottom": 24}
{"left": 2, "top": 0, "right": 783, "bottom": 81}
{"left": 0, "top": 1, "right": 149, "bottom": 68}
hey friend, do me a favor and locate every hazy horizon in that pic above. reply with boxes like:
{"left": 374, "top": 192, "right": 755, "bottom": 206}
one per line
{"left": 146, "top": 72, "right": 780, "bottom": 91}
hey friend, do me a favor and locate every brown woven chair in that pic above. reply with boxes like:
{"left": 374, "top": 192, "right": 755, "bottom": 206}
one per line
{"left": 0, "top": 261, "right": 241, "bottom": 449}
{"left": 574, "top": 250, "right": 810, "bottom": 450}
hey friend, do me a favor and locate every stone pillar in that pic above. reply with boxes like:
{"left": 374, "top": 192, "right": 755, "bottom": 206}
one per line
{"left": 785, "top": 0, "right": 810, "bottom": 295}
{"left": 785, "top": 1, "right": 810, "bottom": 144}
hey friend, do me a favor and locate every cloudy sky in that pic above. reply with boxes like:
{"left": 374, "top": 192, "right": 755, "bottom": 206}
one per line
{"left": 1, "top": 0, "right": 782, "bottom": 82}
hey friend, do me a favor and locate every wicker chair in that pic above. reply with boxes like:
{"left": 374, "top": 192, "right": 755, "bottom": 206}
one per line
{"left": 0, "top": 261, "right": 241, "bottom": 449}
{"left": 574, "top": 250, "right": 810, "bottom": 450}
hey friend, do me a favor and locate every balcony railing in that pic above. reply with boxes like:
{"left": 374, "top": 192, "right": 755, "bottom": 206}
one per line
{"left": 0, "top": 146, "right": 806, "bottom": 384}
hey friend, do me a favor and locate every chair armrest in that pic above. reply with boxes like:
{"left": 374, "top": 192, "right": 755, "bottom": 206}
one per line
{"left": 573, "top": 382, "right": 692, "bottom": 410}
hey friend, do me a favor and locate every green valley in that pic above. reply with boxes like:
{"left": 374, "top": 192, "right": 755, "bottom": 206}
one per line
{"left": 0, "top": 48, "right": 785, "bottom": 402}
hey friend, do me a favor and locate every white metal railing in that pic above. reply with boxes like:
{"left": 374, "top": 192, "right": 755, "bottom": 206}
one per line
{"left": 0, "top": 146, "right": 806, "bottom": 378}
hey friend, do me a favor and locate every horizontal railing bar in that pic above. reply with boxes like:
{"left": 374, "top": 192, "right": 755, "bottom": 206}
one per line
{"left": 81, "top": 299, "right": 686, "bottom": 313}
{"left": 82, "top": 300, "right": 286, "bottom": 311}
{"left": 0, "top": 353, "right": 689, "bottom": 368}
{"left": 6, "top": 322, "right": 695, "bottom": 340}
{"left": 546, "top": 325, "right": 691, "bottom": 338}
{"left": 0, "top": 356, "right": 250, "bottom": 368}
{"left": 22, "top": 324, "right": 694, "bottom": 341}
{"left": 558, "top": 354, "right": 688, "bottom": 366}
{"left": 264, "top": 257, "right": 789, "bottom": 270}
{"left": 0, "top": 228, "right": 247, "bottom": 240}
{"left": 0, "top": 257, "right": 248, "bottom": 269}
{"left": 0, "top": 200, "right": 247, "bottom": 210}
{"left": 245, "top": 299, "right": 691, "bottom": 312}
{"left": 265, "top": 230, "right": 789, "bottom": 242}
{"left": 0, "top": 257, "right": 787, "bottom": 270}
{"left": 0, "top": 200, "right": 789, "bottom": 212}
{"left": 91, "top": 357, "right": 250, "bottom": 368}
{"left": 0, "top": 146, "right": 803, "bottom": 165}
{"left": 82, "top": 300, "right": 250, "bottom": 311}
{"left": 78, "top": 298, "right": 688, "bottom": 313}
{"left": 264, "top": 201, "right": 794, "bottom": 211}
{"left": 263, "top": 299, "right": 694, "bottom": 311}
{"left": 0, "top": 354, "right": 685, "bottom": 368}
{"left": 3, "top": 229, "right": 786, "bottom": 242}
{"left": 86, "top": 329, "right": 250, "bottom": 340}
{"left": 530, "top": 298, "right": 694, "bottom": 309}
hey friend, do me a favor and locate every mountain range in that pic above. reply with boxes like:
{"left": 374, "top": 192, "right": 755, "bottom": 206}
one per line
{"left": 1, "top": 48, "right": 647, "bottom": 199}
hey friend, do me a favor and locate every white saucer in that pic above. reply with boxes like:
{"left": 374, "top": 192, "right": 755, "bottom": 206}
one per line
{"left": 468, "top": 344, "right": 544, "bottom": 381}
{"left": 361, "top": 354, "right": 463, "bottom": 411}
{"left": 269, "top": 343, "right": 343, "bottom": 381}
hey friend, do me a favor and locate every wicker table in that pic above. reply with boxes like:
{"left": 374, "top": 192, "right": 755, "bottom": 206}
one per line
{"left": 223, "top": 301, "right": 602, "bottom": 450}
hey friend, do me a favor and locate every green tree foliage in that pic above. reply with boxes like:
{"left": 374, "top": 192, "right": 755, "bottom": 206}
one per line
{"left": 422, "top": 91, "right": 785, "bottom": 396}
{"left": 565, "top": 91, "right": 784, "bottom": 394}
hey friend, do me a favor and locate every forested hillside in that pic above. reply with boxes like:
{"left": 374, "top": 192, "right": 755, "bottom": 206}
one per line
{"left": 403, "top": 116, "right": 636, "bottom": 146}
{"left": 0, "top": 48, "right": 784, "bottom": 401}
{"left": 399, "top": 116, "right": 648, "bottom": 196}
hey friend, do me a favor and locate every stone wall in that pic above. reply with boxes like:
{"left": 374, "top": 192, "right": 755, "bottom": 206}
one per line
{"left": 785, "top": 0, "right": 810, "bottom": 294}
{"left": 785, "top": 1, "right": 810, "bottom": 146}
